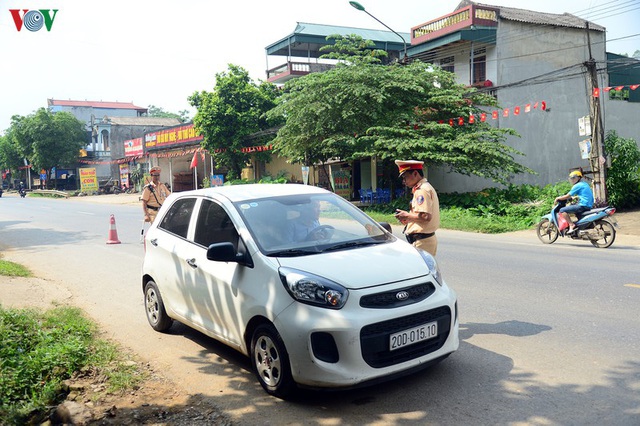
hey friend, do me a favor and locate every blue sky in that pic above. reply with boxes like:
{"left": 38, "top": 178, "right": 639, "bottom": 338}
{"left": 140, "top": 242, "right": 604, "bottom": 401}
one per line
{"left": 0, "top": 0, "right": 638, "bottom": 133}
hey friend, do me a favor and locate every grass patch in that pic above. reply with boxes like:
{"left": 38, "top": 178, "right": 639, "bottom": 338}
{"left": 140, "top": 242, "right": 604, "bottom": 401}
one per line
{"left": 0, "top": 305, "right": 145, "bottom": 425}
{"left": 0, "top": 259, "right": 32, "bottom": 277}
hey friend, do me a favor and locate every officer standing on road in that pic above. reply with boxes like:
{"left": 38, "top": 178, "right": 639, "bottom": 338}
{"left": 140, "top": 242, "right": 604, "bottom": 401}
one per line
{"left": 394, "top": 160, "right": 440, "bottom": 256}
{"left": 141, "top": 166, "right": 171, "bottom": 224}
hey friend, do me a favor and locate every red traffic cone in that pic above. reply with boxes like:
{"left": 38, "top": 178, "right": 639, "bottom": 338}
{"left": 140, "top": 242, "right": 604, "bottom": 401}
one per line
{"left": 107, "top": 214, "right": 121, "bottom": 244}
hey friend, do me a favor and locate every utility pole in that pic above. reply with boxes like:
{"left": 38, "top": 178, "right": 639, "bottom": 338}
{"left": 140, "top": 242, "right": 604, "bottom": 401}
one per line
{"left": 584, "top": 22, "right": 607, "bottom": 204}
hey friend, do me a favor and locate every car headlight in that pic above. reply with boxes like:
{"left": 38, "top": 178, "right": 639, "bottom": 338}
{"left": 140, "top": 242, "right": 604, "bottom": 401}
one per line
{"left": 418, "top": 250, "right": 443, "bottom": 286}
{"left": 279, "top": 267, "right": 349, "bottom": 309}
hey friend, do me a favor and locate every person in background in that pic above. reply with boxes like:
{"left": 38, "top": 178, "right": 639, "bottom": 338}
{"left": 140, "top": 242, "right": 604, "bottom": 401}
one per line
{"left": 394, "top": 160, "right": 440, "bottom": 256}
{"left": 141, "top": 166, "right": 171, "bottom": 224}
{"left": 555, "top": 170, "right": 594, "bottom": 234}
{"left": 287, "top": 200, "right": 321, "bottom": 242}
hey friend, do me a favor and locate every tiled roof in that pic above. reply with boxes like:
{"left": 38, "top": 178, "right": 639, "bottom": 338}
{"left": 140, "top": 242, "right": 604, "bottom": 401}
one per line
{"left": 47, "top": 99, "right": 148, "bottom": 111}
{"left": 457, "top": 1, "right": 605, "bottom": 31}
{"left": 106, "top": 117, "right": 182, "bottom": 126}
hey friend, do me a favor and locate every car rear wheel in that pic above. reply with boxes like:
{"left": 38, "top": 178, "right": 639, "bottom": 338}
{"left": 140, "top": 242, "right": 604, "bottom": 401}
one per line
{"left": 250, "top": 324, "right": 296, "bottom": 398}
{"left": 536, "top": 218, "right": 558, "bottom": 244}
{"left": 144, "top": 280, "right": 173, "bottom": 332}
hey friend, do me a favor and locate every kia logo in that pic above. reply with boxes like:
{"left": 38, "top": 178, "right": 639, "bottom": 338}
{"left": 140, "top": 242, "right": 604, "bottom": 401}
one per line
{"left": 396, "top": 291, "right": 409, "bottom": 301}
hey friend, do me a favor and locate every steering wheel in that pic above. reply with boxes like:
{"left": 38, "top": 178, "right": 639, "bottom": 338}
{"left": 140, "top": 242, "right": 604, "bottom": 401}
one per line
{"left": 305, "top": 225, "right": 335, "bottom": 241}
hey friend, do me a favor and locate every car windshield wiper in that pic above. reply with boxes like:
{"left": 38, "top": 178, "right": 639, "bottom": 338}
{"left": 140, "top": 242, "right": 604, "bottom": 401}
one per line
{"left": 322, "top": 240, "right": 384, "bottom": 253}
{"left": 268, "top": 248, "right": 320, "bottom": 257}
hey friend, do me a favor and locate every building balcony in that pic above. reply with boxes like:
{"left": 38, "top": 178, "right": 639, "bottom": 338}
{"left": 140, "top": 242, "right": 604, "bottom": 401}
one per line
{"left": 411, "top": 4, "right": 498, "bottom": 45}
{"left": 267, "top": 61, "right": 335, "bottom": 84}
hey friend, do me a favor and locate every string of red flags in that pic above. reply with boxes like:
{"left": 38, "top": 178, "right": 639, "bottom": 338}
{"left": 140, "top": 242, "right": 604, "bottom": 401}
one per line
{"left": 438, "top": 101, "right": 547, "bottom": 127}
{"left": 593, "top": 83, "right": 640, "bottom": 97}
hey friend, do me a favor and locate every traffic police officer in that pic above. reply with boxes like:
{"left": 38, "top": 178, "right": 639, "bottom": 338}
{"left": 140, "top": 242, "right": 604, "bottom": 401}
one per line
{"left": 394, "top": 160, "right": 440, "bottom": 256}
{"left": 141, "top": 166, "right": 171, "bottom": 223}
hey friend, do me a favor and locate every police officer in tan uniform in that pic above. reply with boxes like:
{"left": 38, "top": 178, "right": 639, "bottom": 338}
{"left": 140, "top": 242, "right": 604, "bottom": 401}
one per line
{"left": 141, "top": 166, "right": 171, "bottom": 224}
{"left": 394, "top": 160, "right": 440, "bottom": 256}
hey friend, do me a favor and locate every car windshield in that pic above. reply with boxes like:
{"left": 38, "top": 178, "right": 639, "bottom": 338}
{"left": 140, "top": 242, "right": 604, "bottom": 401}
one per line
{"left": 234, "top": 192, "right": 393, "bottom": 256}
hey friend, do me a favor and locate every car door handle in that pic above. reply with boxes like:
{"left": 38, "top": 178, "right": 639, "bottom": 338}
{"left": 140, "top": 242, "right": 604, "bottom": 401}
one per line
{"left": 186, "top": 258, "right": 198, "bottom": 269}
{"left": 150, "top": 238, "right": 158, "bottom": 246}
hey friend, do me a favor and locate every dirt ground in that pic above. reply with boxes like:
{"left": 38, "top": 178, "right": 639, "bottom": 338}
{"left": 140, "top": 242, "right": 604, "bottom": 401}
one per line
{"left": 2, "top": 193, "right": 640, "bottom": 425}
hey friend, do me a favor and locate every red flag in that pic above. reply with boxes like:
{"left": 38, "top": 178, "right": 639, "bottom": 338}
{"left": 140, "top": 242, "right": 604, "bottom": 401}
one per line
{"left": 603, "top": 87, "right": 612, "bottom": 92}
{"left": 541, "top": 101, "right": 547, "bottom": 111}
{"left": 190, "top": 151, "right": 198, "bottom": 169}
{"left": 533, "top": 102, "right": 539, "bottom": 109}
{"left": 525, "top": 104, "right": 531, "bottom": 113}
{"left": 593, "top": 88, "right": 600, "bottom": 97}
{"left": 514, "top": 106, "right": 520, "bottom": 115}
{"left": 449, "top": 118, "right": 454, "bottom": 126}
{"left": 458, "top": 117, "right": 464, "bottom": 126}
{"left": 480, "top": 113, "right": 487, "bottom": 122}
{"left": 491, "top": 111, "right": 498, "bottom": 119}
{"left": 631, "top": 84, "right": 639, "bottom": 90}
{"left": 503, "top": 108, "right": 509, "bottom": 117}
{"left": 614, "top": 86, "right": 624, "bottom": 91}
{"left": 469, "top": 114, "right": 475, "bottom": 124}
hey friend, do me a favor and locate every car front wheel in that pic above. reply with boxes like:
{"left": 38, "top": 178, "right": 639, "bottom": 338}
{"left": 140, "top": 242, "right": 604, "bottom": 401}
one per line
{"left": 250, "top": 324, "right": 296, "bottom": 398}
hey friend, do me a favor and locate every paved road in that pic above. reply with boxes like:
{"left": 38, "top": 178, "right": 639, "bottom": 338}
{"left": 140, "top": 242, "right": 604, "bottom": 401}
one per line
{"left": 1, "top": 193, "right": 640, "bottom": 425}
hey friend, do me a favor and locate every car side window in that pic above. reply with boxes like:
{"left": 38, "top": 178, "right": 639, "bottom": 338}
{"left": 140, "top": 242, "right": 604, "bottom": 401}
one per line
{"left": 194, "top": 199, "right": 239, "bottom": 249}
{"left": 158, "top": 198, "right": 196, "bottom": 239}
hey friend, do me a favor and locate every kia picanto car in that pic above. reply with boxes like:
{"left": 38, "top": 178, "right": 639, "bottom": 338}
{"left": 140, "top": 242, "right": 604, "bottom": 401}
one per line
{"left": 142, "top": 183, "right": 458, "bottom": 398}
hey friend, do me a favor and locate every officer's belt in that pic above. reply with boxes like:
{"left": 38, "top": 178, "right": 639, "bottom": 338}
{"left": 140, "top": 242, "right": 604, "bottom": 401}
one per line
{"left": 405, "top": 232, "right": 435, "bottom": 244}
{"left": 146, "top": 205, "right": 159, "bottom": 211}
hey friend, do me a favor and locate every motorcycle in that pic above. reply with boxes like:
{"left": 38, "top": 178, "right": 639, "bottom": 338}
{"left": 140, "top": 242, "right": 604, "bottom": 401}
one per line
{"left": 536, "top": 200, "right": 618, "bottom": 248}
{"left": 19, "top": 187, "right": 26, "bottom": 198}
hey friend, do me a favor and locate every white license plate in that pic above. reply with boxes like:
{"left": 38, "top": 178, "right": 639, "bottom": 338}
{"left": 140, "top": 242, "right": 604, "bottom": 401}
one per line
{"left": 389, "top": 321, "right": 438, "bottom": 351}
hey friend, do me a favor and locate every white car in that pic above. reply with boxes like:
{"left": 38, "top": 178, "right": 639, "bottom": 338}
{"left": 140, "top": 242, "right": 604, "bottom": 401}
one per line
{"left": 142, "top": 183, "right": 458, "bottom": 398}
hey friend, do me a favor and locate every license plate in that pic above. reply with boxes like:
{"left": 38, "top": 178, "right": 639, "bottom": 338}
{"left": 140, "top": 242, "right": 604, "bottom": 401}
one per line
{"left": 389, "top": 321, "right": 438, "bottom": 351}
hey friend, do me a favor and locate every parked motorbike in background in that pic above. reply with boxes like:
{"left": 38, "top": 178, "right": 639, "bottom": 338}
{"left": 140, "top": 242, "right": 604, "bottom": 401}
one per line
{"left": 536, "top": 200, "right": 618, "bottom": 248}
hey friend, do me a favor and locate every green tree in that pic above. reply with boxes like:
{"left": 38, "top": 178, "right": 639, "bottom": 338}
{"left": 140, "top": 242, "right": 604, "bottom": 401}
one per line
{"left": 269, "top": 60, "right": 532, "bottom": 186}
{"left": 0, "top": 133, "right": 24, "bottom": 172}
{"left": 147, "top": 105, "right": 190, "bottom": 122}
{"left": 7, "top": 108, "right": 86, "bottom": 186}
{"left": 188, "top": 64, "right": 280, "bottom": 178}
{"left": 319, "top": 34, "right": 388, "bottom": 65}
{"left": 604, "top": 130, "right": 640, "bottom": 209}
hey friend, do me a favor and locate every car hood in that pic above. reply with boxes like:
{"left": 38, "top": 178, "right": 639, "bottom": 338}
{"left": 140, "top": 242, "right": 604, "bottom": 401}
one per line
{"left": 276, "top": 240, "right": 430, "bottom": 289}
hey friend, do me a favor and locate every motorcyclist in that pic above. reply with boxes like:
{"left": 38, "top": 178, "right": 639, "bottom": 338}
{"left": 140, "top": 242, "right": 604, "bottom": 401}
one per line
{"left": 554, "top": 170, "right": 594, "bottom": 234}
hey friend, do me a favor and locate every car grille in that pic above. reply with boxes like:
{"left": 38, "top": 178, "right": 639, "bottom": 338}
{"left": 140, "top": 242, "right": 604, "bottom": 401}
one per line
{"left": 360, "top": 306, "right": 451, "bottom": 368}
{"left": 359, "top": 283, "right": 436, "bottom": 308}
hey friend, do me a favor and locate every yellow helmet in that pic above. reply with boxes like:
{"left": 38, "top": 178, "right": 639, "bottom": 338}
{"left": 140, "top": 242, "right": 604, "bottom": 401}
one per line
{"left": 569, "top": 170, "right": 582, "bottom": 178}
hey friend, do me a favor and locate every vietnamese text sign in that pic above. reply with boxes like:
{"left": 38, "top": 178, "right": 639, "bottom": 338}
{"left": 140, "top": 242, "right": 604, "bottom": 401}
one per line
{"left": 79, "top": 168, "right": 98, "bottom": 192}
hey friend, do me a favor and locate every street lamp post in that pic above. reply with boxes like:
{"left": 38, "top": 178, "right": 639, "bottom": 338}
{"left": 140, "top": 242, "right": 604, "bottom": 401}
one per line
{"left": 349, "top": 1, "right": 407, "bottom": 63}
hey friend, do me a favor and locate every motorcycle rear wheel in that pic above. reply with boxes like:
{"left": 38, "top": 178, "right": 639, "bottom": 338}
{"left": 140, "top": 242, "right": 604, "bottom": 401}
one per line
{"left": 536, "top": 218, "right": 558, "bottom": 244}
{"left": 589, "top": 220, "right": 616, "bottom": 248}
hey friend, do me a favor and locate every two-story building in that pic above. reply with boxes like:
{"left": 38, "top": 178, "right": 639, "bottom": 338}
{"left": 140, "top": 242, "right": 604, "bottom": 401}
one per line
{"left": 260, "top": 1, "right": 640, "bottom": 197}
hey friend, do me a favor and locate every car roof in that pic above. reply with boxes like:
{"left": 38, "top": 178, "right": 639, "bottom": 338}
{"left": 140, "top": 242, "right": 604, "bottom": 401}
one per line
{"left": 173, "top": 183, "right": 329, "bottom": 202}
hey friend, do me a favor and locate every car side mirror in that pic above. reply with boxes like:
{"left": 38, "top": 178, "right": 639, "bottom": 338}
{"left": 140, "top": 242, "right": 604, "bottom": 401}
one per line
{"left": 378, "top": 222, "right": 392, "bottom": 233}
{"left": 206, "top": 242, "right": 254, "bottom": 268}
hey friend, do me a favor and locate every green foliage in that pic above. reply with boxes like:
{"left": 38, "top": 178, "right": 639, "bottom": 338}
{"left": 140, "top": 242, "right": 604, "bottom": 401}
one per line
{"left": 361, "top": 182, "right": 572, "bottom": 233}
{"left": 319, "top": 34, "right": 388, "bottom": 65}
{"left": 0, "top": 259, "right": 32, "bottom": 277}
{"left": 147, "top": 105, "right": 190, "bottom": 122}
{"left": 189, "top": 64, "right": 281, "bottom": 180}
{"left": 5, "top": 109, "right": 86, "bottom": 179}
{"left": 604, "top": 130, "right": 640, "bottom": 210}
{"left": 268, "top": 60, "right": 533, "bottom": 185}
{"left": 0, "top": 306, "right": 144, "bottom": 424}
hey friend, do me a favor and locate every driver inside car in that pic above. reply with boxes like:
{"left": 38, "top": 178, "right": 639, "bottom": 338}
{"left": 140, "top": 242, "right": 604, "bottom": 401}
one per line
{"left": 287, "top": 201, "right": 322, "bottom": 242}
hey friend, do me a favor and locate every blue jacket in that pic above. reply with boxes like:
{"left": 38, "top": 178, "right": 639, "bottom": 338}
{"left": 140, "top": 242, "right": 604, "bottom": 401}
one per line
{"left": 569, "top": 181, "right": 594, "bottom": 208}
